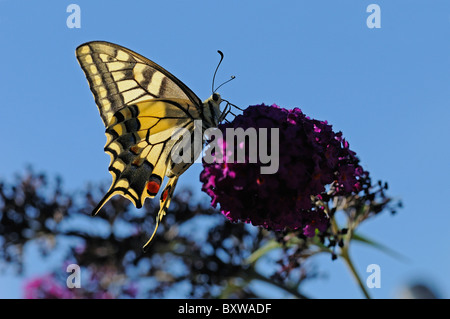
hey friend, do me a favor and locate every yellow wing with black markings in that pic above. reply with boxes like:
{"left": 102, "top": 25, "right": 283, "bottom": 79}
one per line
{"left": 76, "top": 41, "right": 203, "bottom": 126}
{"left": 76, "top": 41, "right": 224, "bottom": 250}
{"left": 95, "top": 99, "right": 200, "bottom": 216}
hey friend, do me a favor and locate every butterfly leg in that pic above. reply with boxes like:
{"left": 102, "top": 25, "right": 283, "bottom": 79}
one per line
{"left": 142, "top": 176, "right": 179, "bottom": 252}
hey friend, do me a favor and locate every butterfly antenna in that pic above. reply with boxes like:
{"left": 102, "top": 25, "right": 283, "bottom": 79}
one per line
{"left": 214, "top": 76, "right": 236, "bottom": 93}
{"left": 212, "top": 50, "right": 224, "bottom": 94}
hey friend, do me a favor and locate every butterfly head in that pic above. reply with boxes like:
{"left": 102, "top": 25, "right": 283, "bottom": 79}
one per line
{"left": 212, "top": 92, "right": 221, "bottom": 104}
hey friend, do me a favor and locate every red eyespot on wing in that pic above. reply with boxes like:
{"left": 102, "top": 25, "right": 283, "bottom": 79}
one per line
{"left": 146, "top": 181, "right": 161, "bottom": 196}
{"left": 162, "top": 187, "right": 170, "bottom": 202}
{"left": 146, "top": 174, "right": 162, "bottom": 196}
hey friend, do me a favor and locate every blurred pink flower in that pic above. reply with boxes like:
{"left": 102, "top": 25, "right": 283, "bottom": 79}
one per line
{"left": 24, "top": 274, "right": 73, "bottom": 299}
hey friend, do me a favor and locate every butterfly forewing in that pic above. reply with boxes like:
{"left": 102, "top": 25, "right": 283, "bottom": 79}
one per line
{"left": 76, "top": 41, "right": 202, "bottom": 126}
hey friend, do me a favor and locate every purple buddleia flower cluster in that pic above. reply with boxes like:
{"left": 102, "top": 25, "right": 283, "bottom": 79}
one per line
{"left": 200, "top": 104, "right": 366, "bottom": 236}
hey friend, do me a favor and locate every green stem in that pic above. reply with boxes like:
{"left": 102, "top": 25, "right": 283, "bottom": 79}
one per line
{"left": 341, "top": 246, "right": 371, "bottom": 299}
{"left": 341, "top": 252, "right": 370, "bottom": 299}
{"left": 332, "top": 215, "right": 371, "bottom": 299}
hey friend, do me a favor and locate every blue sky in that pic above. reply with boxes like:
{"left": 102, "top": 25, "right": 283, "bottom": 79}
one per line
{"left": 0, "top": 0, "right": 449, "bottom": 298}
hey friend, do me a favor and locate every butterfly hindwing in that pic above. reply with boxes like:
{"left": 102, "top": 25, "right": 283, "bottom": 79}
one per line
{"left": 76, "top": 41, "right": 202, "bottom": 127}
{"left": 143, "top": 176, "right": 179, "bottom": 251}
{"left": 92, "top": 99, "right": 200, "bottom": 215}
